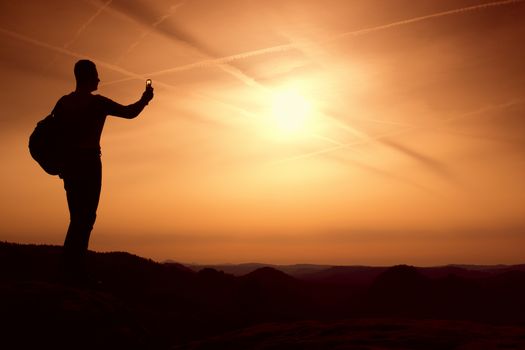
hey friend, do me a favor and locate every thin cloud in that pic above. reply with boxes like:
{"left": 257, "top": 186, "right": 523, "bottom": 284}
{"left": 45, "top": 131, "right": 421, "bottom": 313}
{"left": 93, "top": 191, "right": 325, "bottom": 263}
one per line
{"left": 330, "top": 154, "right": 434, "bottom": 193}
{"left": 103, "top": 0, "right": 524, "bottom": 85}
{"left": 379, "top": 138, "right": 455, "bottom": 182}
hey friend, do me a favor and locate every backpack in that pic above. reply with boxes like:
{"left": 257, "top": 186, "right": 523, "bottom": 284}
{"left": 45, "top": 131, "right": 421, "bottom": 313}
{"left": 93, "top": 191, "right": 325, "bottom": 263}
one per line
{"left": 29, "top": 111, "right": 64, "bottom": 176}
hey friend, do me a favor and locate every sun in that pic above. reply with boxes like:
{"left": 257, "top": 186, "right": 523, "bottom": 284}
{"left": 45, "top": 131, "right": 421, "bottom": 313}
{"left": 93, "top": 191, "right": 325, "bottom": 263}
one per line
{"left": 270, "top": 87, "right": 314, "bottom": 138}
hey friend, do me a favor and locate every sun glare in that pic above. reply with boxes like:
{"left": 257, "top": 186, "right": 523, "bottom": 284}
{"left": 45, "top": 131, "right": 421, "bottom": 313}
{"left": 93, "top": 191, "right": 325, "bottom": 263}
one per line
{"left": 270, "top": 88, "right": 314, "bottom": 138}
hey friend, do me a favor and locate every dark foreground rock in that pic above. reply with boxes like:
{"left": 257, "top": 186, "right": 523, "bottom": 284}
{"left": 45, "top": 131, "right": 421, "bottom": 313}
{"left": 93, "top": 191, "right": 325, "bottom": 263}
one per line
{"left": 1, "top": 241, "right": 525, "bottom": 349}
{"left": 173, "top": 319, "right": 525, "bottom": 350}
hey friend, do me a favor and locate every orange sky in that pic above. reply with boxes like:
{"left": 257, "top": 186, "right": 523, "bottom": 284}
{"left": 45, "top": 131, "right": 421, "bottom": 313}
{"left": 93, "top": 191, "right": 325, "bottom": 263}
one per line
{"left": 1, "top": 0, "right": 525, "bottom": 265}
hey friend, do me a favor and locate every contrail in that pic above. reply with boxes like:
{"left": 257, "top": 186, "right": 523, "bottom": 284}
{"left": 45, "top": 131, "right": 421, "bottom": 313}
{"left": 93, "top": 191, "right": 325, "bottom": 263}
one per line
{"left": 99, "top": 0, "right": 266, "bottom": 92}
{"left": 327, "top": 154, "right": 433, "bottom": 192}
{"left": 103, "top": 0, "right": 524, "bottom": 85}
{"left": 311, "top": 133, "right": 347, "bottom": 147}
{"left": 64, "top": 0, "right": 113, "bottom": 49}
{"left": 115, "top": 1, "right": 186, "bottom": 64}
{"left": 0, "top": 26, "right": 274, "bottom": 127}
{"left": 215, "top": 63, "right": 268, "bottom": 91}
{"left": 44, "top": 0, "right": 112, "bottom": 70}
{"left": 94, "top": 3, "right": 383, "bottom": 139}
{"left": 95, "top": 0, "right": 521, "bottom": 150}
{"left": 380, "top": 138, "right": 456, "bottom": 182}
{"left": 273, "top": 100, "right": 524, "bottom": 165}
{"left": 349, "top": 117, "right": 414, "bottom": 128}
{"left": 0, "top": 26, "right": 179, "bottom": 90}
{"left": 331, "top": 0, "right": 524, "bottom": 41}
{"left": 101, "top": 13, "right": 395, "bottom": 146}
{"left": 103, "top": 42, "right": 298, "bottom": 86}
{"left": 268, "top": 132, "right": 430, "bottom": 191}
{"left": 98, "top": 0, "right": 523, "bottom": 145}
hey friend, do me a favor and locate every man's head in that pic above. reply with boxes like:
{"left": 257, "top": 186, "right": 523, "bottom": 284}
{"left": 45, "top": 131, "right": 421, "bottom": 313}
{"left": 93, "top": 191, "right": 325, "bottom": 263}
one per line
{"left": 74, "top": 60, "right": 99, "bottom": 92}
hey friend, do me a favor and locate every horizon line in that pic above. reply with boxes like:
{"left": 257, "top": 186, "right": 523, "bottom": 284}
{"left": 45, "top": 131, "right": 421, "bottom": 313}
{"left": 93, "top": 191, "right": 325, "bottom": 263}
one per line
{"left": 3, "top": 240, "right": 523, "bottom": 269}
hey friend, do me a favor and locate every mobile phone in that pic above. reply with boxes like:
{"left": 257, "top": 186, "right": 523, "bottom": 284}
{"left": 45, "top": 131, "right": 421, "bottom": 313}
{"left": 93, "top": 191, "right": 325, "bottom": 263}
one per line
{"left": 146, "top": 79, "right": 152, "bottom": 87}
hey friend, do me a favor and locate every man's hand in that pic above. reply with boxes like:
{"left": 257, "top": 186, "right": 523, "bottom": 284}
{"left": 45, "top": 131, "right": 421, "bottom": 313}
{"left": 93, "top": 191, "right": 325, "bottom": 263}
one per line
{"left": 141, "top": 85, "right": 154, "bottom": 104}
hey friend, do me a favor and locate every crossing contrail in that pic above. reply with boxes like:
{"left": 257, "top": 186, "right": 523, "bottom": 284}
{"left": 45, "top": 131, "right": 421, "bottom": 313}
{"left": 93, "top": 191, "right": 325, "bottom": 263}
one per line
{"left": 97, "top": 14, "right": 407, "bottom": 144}
{"left": 44, "top": 0, "right": 112, "bottom": 70}
{"left": 103, "top": 0, "right": 524, "bottom": 85}
{"left": 0, "top": 24, "right": 283, "bottom": 133}
{"left": 64, "top": 0, "right": 113, "bottom": 49}
{"left": 98, "top": 0, "right": 266, "bottom": 91}
{"left": 115, "top": 1, "right": 186, "bottom": 64}
{"left": 272, "top": 100, "right": 525, "bottom": 165}
{"left": 103, "top": 42, "right": 298, "bottom": 86}
{"left": 98, "top": 0, "right": 523, "bottom": 144}
{"left": 0, "top": 26, "right": 275, "bottom": 127}
{"left": 0, "top": 26, "right": 170, "bottom": 86}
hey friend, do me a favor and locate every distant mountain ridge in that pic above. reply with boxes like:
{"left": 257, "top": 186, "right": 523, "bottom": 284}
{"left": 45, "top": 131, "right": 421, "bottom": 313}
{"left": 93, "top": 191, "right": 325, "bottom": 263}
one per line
{"left": 184, "top": 262, "right": 330, "bottom": 277}
{"left": 187, "top": 261, "right": 525, "bottom": 283}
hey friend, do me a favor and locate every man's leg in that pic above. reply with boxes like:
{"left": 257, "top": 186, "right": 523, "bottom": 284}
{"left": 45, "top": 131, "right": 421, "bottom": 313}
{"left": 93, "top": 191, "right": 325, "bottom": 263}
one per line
{"left": 62, "top": 153, "right": 102, "bottom": 281}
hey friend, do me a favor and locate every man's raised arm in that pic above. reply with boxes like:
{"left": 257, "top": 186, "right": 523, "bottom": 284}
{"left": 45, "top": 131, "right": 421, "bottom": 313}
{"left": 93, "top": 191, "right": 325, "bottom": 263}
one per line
{"left": 104, "top": 86, "right": 154, "bottom": 119}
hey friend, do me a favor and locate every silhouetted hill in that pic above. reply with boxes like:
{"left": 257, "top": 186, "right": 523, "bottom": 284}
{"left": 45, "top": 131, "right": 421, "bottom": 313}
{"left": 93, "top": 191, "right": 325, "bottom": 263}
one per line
{"left": 2, "top": 241, "right": 525, "bottom": 349}
{"left": 449, "top": 263, "right": 525, "bottom": 272}
{"left": 419, "top": 265, "right": 490, "bottom": 279}
{"left": 299, "top": 265, "right": 387, "bottom": 286}
{"left": 360, "top": 264, "right": 525, "bottom": 323}
{"left": 186, "top": 262, "right": 328, "bottom": 277}
{"left": 243, "top": 266, "right": 296, "bottom": 285}
{"left": 365, "top": 265, "right": 432, "bottom": 316}
{"left": 371, "top": 265, "right": 429, "bottom": 291}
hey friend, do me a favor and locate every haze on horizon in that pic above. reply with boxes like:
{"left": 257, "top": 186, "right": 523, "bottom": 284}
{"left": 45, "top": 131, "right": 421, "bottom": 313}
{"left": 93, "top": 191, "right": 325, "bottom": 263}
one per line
{"left": 1, "top": 0, "right": 525, "bottom": 265}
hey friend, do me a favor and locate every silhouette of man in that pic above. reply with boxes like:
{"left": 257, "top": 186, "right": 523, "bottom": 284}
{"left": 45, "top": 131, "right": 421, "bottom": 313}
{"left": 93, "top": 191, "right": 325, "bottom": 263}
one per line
{"left": 54, "top": 60, "right": 154, "bottom": 282}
